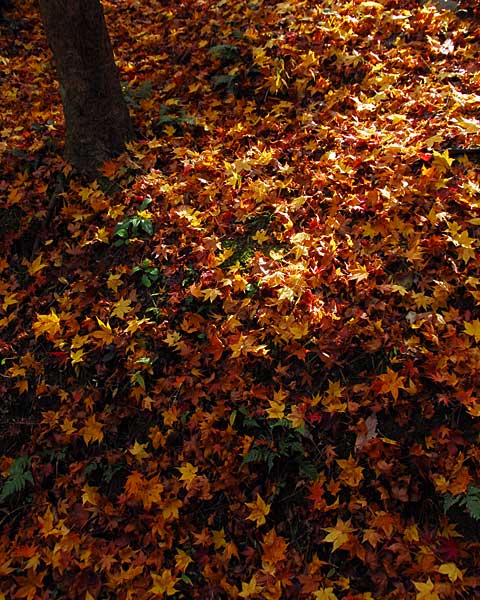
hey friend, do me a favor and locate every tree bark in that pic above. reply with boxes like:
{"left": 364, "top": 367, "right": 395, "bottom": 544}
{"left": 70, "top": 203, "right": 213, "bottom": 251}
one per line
{"left": 39, "top": 0, "right": 133, "bottom": 175}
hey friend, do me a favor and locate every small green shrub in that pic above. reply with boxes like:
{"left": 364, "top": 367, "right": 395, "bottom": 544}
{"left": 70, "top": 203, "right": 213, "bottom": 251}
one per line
{"left": 0, "top": 456, "right": 33, "bottom": 503}
{"left": 444, "top": 485, "right": 480, "bottom": 521}
{"left": 113, "top": 197, "right": 154, "bottom": 246}
{"left": 131, "top": 259, "right": 159, "bottom": 288}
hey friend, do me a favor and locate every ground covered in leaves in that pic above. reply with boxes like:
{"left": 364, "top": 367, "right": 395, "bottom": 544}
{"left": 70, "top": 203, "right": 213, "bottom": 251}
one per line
{"left": 1, "top": 0, "right": 480, "bottom": 598}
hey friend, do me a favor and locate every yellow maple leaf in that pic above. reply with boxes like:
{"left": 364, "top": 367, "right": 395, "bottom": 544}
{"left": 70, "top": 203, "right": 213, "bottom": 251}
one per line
{"left": 323, "top": 518, "right": 355, "bottom": 552}
{"left": 111, "top": 297, "right": 132, "bottom": 319}
{"left": 313, "top": 588, "right": 338, "bottom": 600}
{"left": 129, "top": 440, "right": 149, "bottom": 461}
{"left": 71, "top": 334, "right": 88, "bottom": 349}
{"left": 437, "top": 562, "right": 464, "bottom": 582}
{"left": 91, "top": 317, "right": 115, "bottom": 345}
{"left": 163, "top": 498, "right": 182, "bottom": 520}
{"left": 239, "top": 575, "right": 262, "bottom": 598}
{"left": 337, "top": 455, "right": 364, "bottom": 488}
{"left": 252, "top": 229, "right": 270, "bottom": 245}
{"left": 175, "top": 548, "right": 193, "bottom": 571}
{"left": 150, "top": 569, "right": 178, "bottom": 597}
{"left": 16, "top": 379, "right": 28, "bottom": 395}
{"left": 455, "top": 116, "right": 480, "bottom": 134}
{"left": 246, "top": 493, "right": 270, "bottom": 526}
{"left": 202, "top": 287, "right": 222, "bottom": 302}
{"left": 266, "top": 399, "right": 285, "bottom": 420}
{"left": 413, "top": 578, "right": 440, "bottom": 600}
{"left": 70, "top": 349, "right": 86, "bottom": 366}
{"left": 27, "top": 253, "right": 48, "bottom": 276}
{"left": 432, "top": 149, "right": 454, "bottom": 169}
{"left": 107, "top": 273, "right": 124, "bottom": 292}
{"left": 286, "top": 404, "right": 305, "bottom": 429}
{"left": 178, "top": 462, "right": 198, "bottom": 483}
{"left": 2, "top": 292, "right": 18, "bottom": 312}
{"left": 212, "top": 527, "right": 226, "bottom": 550}
{"left": 94, "top": 227, "right": 109, "bottom": 243}
{"left": 82, "top": 484, "right": 100, "bottom": 506}
{"left": 32, "top": 309, "right": 61, "bottom": 339}
{"left": 463, "top": 319, "right": 480, "bottom": 342}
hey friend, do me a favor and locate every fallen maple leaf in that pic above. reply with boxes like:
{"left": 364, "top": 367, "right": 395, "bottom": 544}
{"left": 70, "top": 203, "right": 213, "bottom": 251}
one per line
{"left": 175, "top": 548, "right": 193, "bottom": 571}
{"left": 150, "top": 569, "right": 178, "bottom": 597}
{"left": 261, "top": 527, "right": 288, "bottom": 570}
{"left": 91, "top": 316, "right": 115, "bottom": 345}
{"left": 111, "top": 297, "right": 132, "bottom": 319}
{"left": 313, "top": 588, "right": 338, "bottom": 600}
{"left": 32, "top": 309, "right": 61, "bottom": 339}
{"left": 246, "top": 493, "right": 270, "bottom": 526}
{"left": 323, "top": 518, "right": 355, "bottom": 552}
{"left": 27, "top": 253, "right": 48, "bottom": 276}
{"left": 178, "top": 462, "right": 198, "bottom": 483}
{"left": 437, "top": 562, "right": 463, "bottom": 582}
{"left": 463, "top": 319, "right": 480, "bottom": 342}
{"left": 239, "top": 575, "right": 262, "bottom": 598}
{"left": 80, "top": 415, "right": 104, "bottom": 445}
{"left": 413, "top": 578, "right": 440, "bottom": 600}
{"left": 129, "top": 440, "right": 149, "bottom": 460}
{"left": 376, "top": 367, "right": 406, "bottom": 401}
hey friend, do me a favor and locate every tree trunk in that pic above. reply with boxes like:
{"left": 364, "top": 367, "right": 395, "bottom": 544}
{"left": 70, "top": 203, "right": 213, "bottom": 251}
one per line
{"left": 39, "top": 0, "right": 133, "bottom": 175}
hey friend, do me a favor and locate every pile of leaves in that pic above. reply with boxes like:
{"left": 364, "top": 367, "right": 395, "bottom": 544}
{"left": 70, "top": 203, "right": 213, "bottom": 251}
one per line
{"left": 1, "top": 0, "right": 480, "bottom": 598}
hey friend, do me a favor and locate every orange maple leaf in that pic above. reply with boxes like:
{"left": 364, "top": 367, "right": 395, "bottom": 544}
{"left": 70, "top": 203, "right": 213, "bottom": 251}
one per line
{"left": 175, "top": 549, "right": 193, "bottom": 572}
{"left": 124, "top": 471, "right": 145, "bottom": 497}
{"left": 80, "top": 415, "right": 104, "bottom": 445}
{"left": 376, "top": 367, "right": 406, "bottom": 401}
{"left": 337, "top": 455, "right": 364, "bottom": 488}
{"left": 261, "top": 527, "right": 288, "bottom": 570}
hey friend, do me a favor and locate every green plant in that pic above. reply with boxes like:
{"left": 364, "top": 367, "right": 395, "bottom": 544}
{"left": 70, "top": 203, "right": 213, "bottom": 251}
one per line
{"left": 131, "top": 258, "right": 159, "bottom": 288}
{"left": 237, "top": 408, "right": 317, "bottom": 480}
{"left": 113, "top": 198, "right": 154, "bottom": 246}
{"left": 155, "top": 104, "right": 198, "bottom": 132}
{"left": 208, "top": 44, "right": 241, "bottom": 63}
{"left": 0, "top": 456, "right": 34, "bottom": 503}
{"left": 444, "top": 485, "right": 480, "bottom": 521}
{"left": 122, "top": 80, "right": 153, "bottom": 109}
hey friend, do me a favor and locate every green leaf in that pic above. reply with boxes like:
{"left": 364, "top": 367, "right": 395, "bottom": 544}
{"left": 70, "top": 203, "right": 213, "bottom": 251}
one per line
{"left": 0, "top": 456, "right": 33, "bottom": 502}
{"left": 443, "top": 493, "right": 461, "bottom": 514}
{"left": 140, "top": 219, "right": 154, "bottom": 236}
{"left": 141, "top": 274, "right": 152, "bottom": 288}
{"left": 208, "top": 44, "right": 241, "bottom": 63}
{"left": 139, "top": 197, "right": 152, "bottom": 210}
{"left": 464, "top": 486, "right": 480, "bottom": 520}
{"left": 133, "top": 372, "right": 146, "bottom": 389}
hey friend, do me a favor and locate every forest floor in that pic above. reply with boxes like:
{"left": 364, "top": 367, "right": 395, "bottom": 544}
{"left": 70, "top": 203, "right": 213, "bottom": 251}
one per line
{"left": 1, "top": 0, "right": 480, "bottom": 598}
